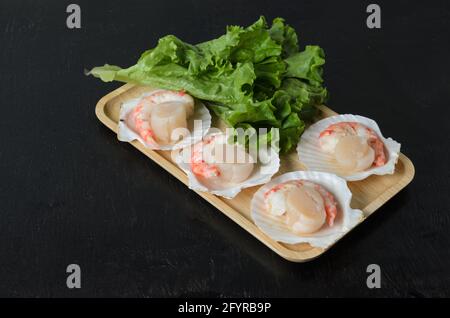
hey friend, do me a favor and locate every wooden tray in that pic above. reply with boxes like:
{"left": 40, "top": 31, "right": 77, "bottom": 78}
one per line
{"left": 95, "top": 84, "right": 415, "bottom": 262}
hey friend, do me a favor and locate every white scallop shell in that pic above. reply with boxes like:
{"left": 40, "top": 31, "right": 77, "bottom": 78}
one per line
{"left": 251, "top": 171, "right": 363, "bottom": 248}
{"left": 175, "top": 132, "right": 280, "bottom": 199}
{"left": 297, "top": 114, "right": 401, "bottom": 181}
{"left": 117, "top": 92, "right": 211, "bottom": 151}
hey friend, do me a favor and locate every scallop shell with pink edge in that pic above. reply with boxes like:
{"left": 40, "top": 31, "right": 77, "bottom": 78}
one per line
{"left": 175, "top": 132, "right": 280, "bottom": 199}
{"left": 297, "top": 114, "right": 401, "bottom": 181}
{"left": 251, "top": 171, "right": 363, "bottom": 248}
{"left": 117, "top": 90, "right": 212, "bottom": 150}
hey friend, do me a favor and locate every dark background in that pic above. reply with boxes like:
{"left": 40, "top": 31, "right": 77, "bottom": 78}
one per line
{"left": 0, "top": 0, "right": 449, "bottom": 297}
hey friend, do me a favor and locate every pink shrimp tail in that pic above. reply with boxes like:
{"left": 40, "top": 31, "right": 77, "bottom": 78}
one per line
{"left": 312, "top": 182, "right": 338, "bottom": 226}
{"left": 190, "top": 139, "right": 220, "bottom": 178}
{"left": 369, "top": 137, "right": 386, "bottom": 166}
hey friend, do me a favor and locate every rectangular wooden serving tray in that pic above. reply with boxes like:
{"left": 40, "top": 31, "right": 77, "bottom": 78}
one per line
{"left": 95, "top": 83, "right": 415, "bottom": 262}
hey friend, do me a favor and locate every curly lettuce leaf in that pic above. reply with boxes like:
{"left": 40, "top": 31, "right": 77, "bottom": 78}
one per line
{"left": 284, "top": 45, "right": 325, "bottom": 86}
{"left": 89, "top": 16, "right": 327, "bottom": 153}
{"left": 269, "top": 17, "right": 299, "bottom": 57}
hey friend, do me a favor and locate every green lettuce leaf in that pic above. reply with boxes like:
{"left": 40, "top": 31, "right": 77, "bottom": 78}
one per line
{"left": 284, "top": 45, "right": 325, "bottom": 86}
{"left": 269, "top": 17, "right": 299, "bottom": 57}
{"left": 88, "top": 16, "right": 327, "bottom": 153}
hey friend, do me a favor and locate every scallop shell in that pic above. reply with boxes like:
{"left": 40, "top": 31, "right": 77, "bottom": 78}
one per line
{"left": 118, "top": 91, "right": 211, "bottom": 150}
{"left": 297, "top": 114, "right": 401, "bottom": 181}
{"left": 251, "top": 171, "right": 363, "bottom": 248}
{"left": 175, "top": 132, "right": 280, "bottom": 199}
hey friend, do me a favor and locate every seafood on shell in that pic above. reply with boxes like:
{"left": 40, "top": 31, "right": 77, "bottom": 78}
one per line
{"left": 297, "top": 114, "right": 401, "bottom": 181}
{"left": 251, "top": 171, "right": 363, "bottom": 248}
{"left": 118, "top": 89, "right": 211, "bottom": 150}
{"left": 176, "top": 132, "right": 280, "bottom": 199}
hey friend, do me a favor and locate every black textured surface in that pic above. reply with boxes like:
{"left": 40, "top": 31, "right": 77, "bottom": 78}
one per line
{"left": 0, "top": 0, "right": 449, "bottom": 297}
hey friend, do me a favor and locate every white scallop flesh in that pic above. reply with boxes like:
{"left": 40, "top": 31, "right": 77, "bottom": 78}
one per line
{"left": 148, "top": 90, "right": 194, "bottom": 117}
{"left": 265, "top": 182, "right": 327, "bottom": 234}
{"left": 150, "top": 101, "right": 188, "bottom": 143}
{"left": 334, "top": 135, "right": 375, "bottom": 172}
{"left": 265, "top": 183, "right": 297, "bottom": 216}
{"left": 191, "top": 137, "right": 254, "bottom": 185}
